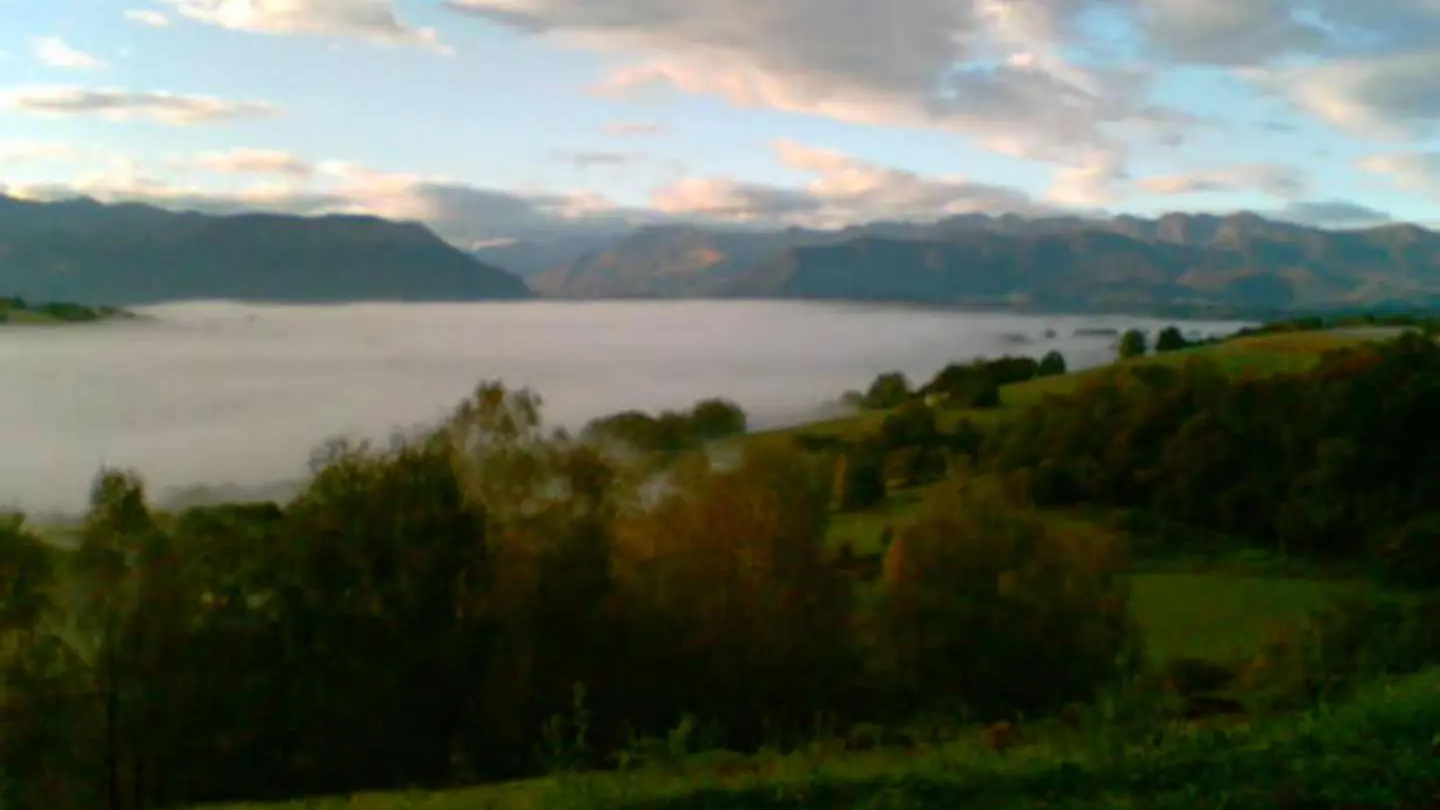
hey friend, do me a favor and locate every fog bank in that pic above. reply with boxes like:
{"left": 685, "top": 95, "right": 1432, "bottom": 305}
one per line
{"left": 0, "top": 300, "right": 1246, "bottom": 514}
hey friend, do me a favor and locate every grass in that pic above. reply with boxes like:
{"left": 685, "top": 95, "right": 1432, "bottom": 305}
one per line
{"left": 191, "top": 664, "right": 1440, "bottom": 810}
{"left": 1127, "top": 573, "right": 1342, "bottom": 664}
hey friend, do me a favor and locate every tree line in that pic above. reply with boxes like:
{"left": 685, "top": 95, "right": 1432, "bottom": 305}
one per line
{"left": 0, "top": 384, "right": 1135, "bottom": 810}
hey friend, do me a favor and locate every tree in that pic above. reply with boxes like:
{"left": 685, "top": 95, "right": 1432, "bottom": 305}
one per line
{"left": 862, "top": 371, "right": 911, "bottom": 409}
{"left": 1117, "top": 329, "right": 1148, "bottom": 360}
{"left": 1155, "top": 325, "right": 1189, "bottom": 353}
{"left": 1037, "top": 350, "right": 1067, "bottom": 377}
{"left": 879, "top": 400, "right": 939, "bottom": 450}
{"left": 873, "top": 480, "right": 1142, "bottom": 719}
{"left": 689, "top": 398, "right": 747, "bottom": 441}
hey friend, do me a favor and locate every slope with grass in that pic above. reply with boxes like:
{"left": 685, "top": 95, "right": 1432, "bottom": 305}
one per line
{"left": 193, "top": 663, "right": 1440, "bottom": 810}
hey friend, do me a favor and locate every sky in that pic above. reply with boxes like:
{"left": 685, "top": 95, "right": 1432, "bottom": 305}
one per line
{"left": 2, "top": 0, "right": 1440, "bottom": 246}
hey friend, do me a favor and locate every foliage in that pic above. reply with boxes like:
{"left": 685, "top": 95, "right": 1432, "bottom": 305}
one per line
{"left": 1153, "top": 326, "right": 1189, "bottom": 353}
{"left": 1116, "top": 329, "right": 1148, "bottom": 360}
{"left": 862, "top": 372, "right": 912, "bottom": 410}
{"left": 581, "top": 397, "right": 748, "bottom": 454}
{"left": 1037, "top": 349, "right": 1067, "bottom": 377}
{"left": 986, "top": 332, "right": 1440, "bottom": 582}
{"left": 871, "top": 479, "right": 1143, "bottom": 721}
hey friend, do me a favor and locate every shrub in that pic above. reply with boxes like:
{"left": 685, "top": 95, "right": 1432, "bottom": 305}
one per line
{"left": 870, "top": 479, "right": 1143, "bottom": 720}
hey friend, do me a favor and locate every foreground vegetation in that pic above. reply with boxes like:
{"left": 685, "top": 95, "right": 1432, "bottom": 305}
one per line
{"left": 5, "top": 313, "right": 1440, "bottom": 810}
{"left": 0, "top": 295, "right": 133, "bottom": 325}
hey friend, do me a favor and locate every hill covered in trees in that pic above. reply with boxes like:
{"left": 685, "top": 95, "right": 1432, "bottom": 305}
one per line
{"left": 5, "top": 316, "right": 1440, "bottom": 810}
{"left": 0, "top": 195, "right": 532, "bottom": 306}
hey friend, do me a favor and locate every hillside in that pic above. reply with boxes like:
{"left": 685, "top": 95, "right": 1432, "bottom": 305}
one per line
{"left": 0, "top": 195, "right": 533, "bottom": 305}
{"left": 497, "top": 212, "right": 1440, "bottom": 313}
{"left": 0, "top": 295, "right": 133, "bottom": 325}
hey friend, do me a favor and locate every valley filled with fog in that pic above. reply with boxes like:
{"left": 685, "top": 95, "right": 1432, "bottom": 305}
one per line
{"left": 1, "top": 300, "right": 1246, "bottom": 516}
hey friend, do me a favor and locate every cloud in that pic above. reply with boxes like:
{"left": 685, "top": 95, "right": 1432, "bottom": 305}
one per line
{"left": 31, "top": 37, "right": 109, "bottom": 70}
{"left": 158, "top": 0, "right": 448, "bottom": 51}
{"left": 2, "top": 87, "right": 279, "bottom": 125}
{"left": 1271, "top": 200, "right": 1396, "bottom": 228}
{"left": 1136, "top": 164, "right": 1308, "bottom": 197}
{"left": 604, "top": 121, "right": 665, "bottom": 136}
{"left": 124, "top": 9, "right": 171, "bottom": 27}
{"left": 1358, "top": 151, "right": 1440, "bottom": 195}
{"left": 554, "top": 150, "right": 637, "bottom": 168}
{"left": 192, "top": 148, "right": 314, "bottom": 177}
{"left": 0, "top": 141, "right": 84, "bottom": 165}
{"left": 446, "top": 0, "right": 1181, "bottom": 169}
{"left": 1250, "top": 53, "right": 1440, "bottom": 140}
{"left": 3, "top": 159, "right": 654, "bottom": 245}
{"left": 651, "top": 139, "right": 1042, "bottom": 227}
{"left": 1133, "top": 0, "right": 1328, "bottom": 65}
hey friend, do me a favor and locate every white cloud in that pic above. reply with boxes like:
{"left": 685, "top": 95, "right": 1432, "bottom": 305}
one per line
{"left": 192, "top": 148, "right": 314, "bottom": 177}
{"left": 0, "top": 141, "right": 85, "bottom": 165}
{"left": 651, "top": 139, "right": 1042, "bottom": 227}
{"left": 447, "top": 0, "right": 1179, "bottom": 171}
{"left": 553, "top": 150, "right": 637, "bottom": 168}
{"left": 1132, "top": 0, "right": 1328, "bottom": 65}
{"left": 2, "top": 87, "right": 279, "bottom": 125}
{"left": 604, "top": 121, "right": 664, "bottom": 136}
{"left": 31, "top": 37, "right": 109, "bottom": 70}
{"left": 124, "top": 9, "right": 172, "bottom": 27}
{"left": 1358, "top": 151, "right": 1440, "bottom": 194}
{"left": 1248, "top": 53, "right": 1440, "bottom": 140}
{"left": 4, "top": 158, "right": 653, "bottom": 245}
{"left": 1136, "top": 164, "right": 1308, "bottom": 197}
{"left": 159, "top": 0, "right": 448, "bottom": 51}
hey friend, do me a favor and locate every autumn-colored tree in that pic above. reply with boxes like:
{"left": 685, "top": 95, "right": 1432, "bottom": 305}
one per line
{"left": 873, "top": 479, "right": 1141, "bottom": 720}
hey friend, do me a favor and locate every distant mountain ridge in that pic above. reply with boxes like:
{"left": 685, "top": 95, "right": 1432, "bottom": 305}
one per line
{"left": 0, "top": 195, "right": 532, "bottom": 305}
{"left": 475, "top": 212, "right": 1440, "bottom": 313}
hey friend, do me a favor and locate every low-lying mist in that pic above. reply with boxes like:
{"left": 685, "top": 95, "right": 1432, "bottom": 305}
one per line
{"left": 0, "top": 300, "right": 1245, "bottom": 516}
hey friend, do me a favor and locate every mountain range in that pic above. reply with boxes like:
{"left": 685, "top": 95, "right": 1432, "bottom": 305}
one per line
{"left": 4, "top": 193, "right": 1440, "bottom": 315}
{"left": 476, "top": 212, "right": 1440, "bottom": 313}
{"left": 0, "top": 195, "right": 531, "bottom": 305}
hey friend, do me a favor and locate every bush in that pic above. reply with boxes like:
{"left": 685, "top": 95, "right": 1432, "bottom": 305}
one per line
{"left": 834, "top": 444, "right": 886, "bottom": 512}
{"left": 870, "top": 479, "right": 1142, "bottom": 720}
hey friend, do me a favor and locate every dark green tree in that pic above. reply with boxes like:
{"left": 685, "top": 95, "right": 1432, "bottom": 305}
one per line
{"left": 1117, "top": 329, "right": 1148, "bottom": 360}
{"left": 1037, "top": 349, "right": 1067, "bottom": 376}
{"left": 1155, "top": 325, "right": 1189, "bottom": 353}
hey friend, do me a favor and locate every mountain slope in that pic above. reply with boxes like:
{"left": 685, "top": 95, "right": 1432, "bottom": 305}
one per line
{"left": 529, "top": 213, "right": 1440, "bottom": 312}
{"left": 0, "top": 196, "right": 533, "bottom": 305}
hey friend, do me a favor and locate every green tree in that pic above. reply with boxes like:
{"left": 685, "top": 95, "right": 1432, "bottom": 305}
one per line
{"left": 862, "top": 371, "right": 911, "bottom": 409}
{"left": 688, "top": 398, "right": 747, "bottom": 441}
{"left": 1117, "top": 329, "right": 1148, "bottom": 360}
{"left": 873, "top": 480, "right": 1142, "bottom": 719}
{"left": 1155, "top": 325, "right": 1189, "bottom": 353}
{"left": 1037, "top": 349, "right": 1067, "bottom": 376}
